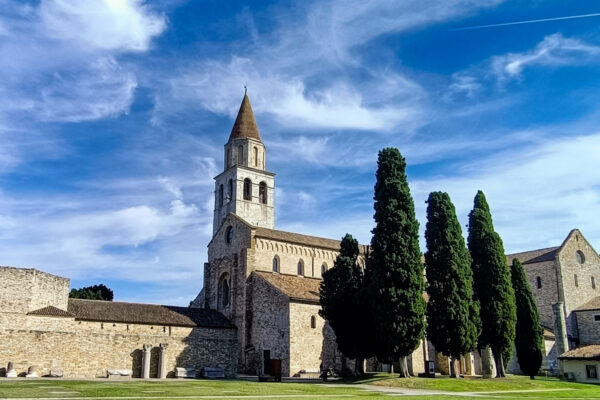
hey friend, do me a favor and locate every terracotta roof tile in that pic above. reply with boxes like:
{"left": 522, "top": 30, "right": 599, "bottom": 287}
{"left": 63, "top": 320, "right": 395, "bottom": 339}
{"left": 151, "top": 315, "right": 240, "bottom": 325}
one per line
{"left": 506, "top": 246, "right": 559, "bottom": 265}
{"left": 574, "top": 296, "right": 600, "bottom": 311}
{"left": 229, "top": 94, "right": 262, "bottom": 142}
{"left": 559, "top": 345, "right": 600, "bottom": 360}
{"left": 67, "top": 299, "right": 234, "bottom": 328}
{"left": 254, "top": 271, "right": 321, "bottom": 303}
{"left": 28, "top": 305, "right": 74, "bottom": 318}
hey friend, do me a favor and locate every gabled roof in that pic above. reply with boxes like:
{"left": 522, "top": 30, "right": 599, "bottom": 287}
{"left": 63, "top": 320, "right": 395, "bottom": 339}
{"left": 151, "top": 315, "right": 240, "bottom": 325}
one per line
{"left": 253, "top": 271, "right": 321, "bottom": 303}
{"left": 228, "top": 94, "right": 262, "bottom": 142}
{"left": 67, "top": 299, "right": 234, "bottom": 328}
{"left": 506, "top": 246, "right": 559, "bottom": 265}
{"left": 574, "top": 296, "right": 600, "bottom": 312}
{"left": 558, "top": 344, "right": 600, "bottom": 360}
{"left": 28, "top": 305, "right": 74, "bottom": 318}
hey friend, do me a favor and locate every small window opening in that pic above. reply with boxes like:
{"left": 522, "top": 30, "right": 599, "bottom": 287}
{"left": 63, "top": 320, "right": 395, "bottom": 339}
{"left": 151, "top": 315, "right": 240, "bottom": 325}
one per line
{"left": 227, "top": 179, "right": 233, "bottom": 201}
{"left": 243, "top": 178, "right": 252, "bottom": 200}
{"left": 237, "top": 145, "right": 244, "bottom": 165}
{"left": 576, "top": 250, "right": 585, "bottom": 264}
{"left": 536, "top": 276, "right": 542, "bottom": 289}
{"left": 574, "top": 274, "right": 579, "bottom": 287}
{"left": 321, "top": 263, "right": 327, "bottom": 276}
{"left": 226, "top": 148, "right": 231, "bottom": 168}
{"left": 259, "top": 181, "right": 267, "bottom": 204}
{"left": 587, "top": 365, "right": 598, "bottom": 379}
{"left": 219, "top": 184, "right": 224, "bottom": 206}
{"left": 222, "top": 279, "right": 230, "bottom": 307}
{"left": 273, "top": 256, "right": 279, "bottom": 273}
{"left": 297, "top": 260, "right": 304, "bottom": 276}
{"left": 594, "top": 315, "right": 600, "bottom": 322}
{"left": 254, "top": 146, "right": 258, "bottom": 167}
{"left": 592, "top": 276, "right": 596, "bottom": 290}
{"left": 310, "top": 315, "right": 316, "bottom": 329}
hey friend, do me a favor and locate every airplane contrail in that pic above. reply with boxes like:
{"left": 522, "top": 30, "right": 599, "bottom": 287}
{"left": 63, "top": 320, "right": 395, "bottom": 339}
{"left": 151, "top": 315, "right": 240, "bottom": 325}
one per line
{"left": 450, "top": 12, "right": 600, "bottom": 31}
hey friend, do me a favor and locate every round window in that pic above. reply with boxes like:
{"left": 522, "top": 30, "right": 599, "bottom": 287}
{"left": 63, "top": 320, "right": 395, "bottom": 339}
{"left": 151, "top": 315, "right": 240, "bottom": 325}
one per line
{"left": 576, "top": 250, "right": 585, "bottom": 264}
{"left": 225, "top": 226, "right": 234, "bottom": 244}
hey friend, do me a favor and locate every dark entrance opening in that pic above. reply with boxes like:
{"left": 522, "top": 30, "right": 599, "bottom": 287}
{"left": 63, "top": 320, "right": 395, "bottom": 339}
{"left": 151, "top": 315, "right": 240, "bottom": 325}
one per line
{"left": 263, "top": 350, "right": 271, "bottom": 375}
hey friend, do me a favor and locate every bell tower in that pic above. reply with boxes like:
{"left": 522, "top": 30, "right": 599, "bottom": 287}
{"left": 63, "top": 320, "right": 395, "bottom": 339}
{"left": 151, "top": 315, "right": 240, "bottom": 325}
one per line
{"left": 213, "top": 93, "right": 275, "bottom": 234}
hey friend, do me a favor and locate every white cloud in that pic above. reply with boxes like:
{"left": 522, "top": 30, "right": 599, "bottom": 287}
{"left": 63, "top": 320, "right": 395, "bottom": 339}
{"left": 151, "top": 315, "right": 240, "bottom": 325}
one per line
{"left": 40, "top": 0, "right": 166, "bottom": 52}
{"left": 492, "top": 33, "right": 600, "bottom": 79}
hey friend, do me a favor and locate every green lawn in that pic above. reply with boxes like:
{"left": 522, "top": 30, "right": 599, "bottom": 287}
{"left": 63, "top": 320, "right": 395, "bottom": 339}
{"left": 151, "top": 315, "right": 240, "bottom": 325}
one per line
{"left": 0, "top": 375, "right": 598, "bottom": 400}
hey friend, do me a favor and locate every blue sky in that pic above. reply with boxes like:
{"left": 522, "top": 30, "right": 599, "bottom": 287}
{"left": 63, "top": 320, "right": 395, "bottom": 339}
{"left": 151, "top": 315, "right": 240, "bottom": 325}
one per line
{"left": 1, "top": 0, "right": 600, "bottom": 305}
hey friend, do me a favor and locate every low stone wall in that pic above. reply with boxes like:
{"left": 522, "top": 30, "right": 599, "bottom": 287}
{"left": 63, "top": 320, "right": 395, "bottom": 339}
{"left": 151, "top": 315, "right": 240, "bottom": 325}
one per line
{"left": 0, "top": 318, "right": 238, "bottom": 378}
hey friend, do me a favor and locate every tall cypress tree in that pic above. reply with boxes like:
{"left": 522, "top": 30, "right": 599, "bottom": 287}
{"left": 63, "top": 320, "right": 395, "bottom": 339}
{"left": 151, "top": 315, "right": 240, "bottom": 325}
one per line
{"left": 369, "top": 148, "right": 425, "bottom": 377}
{"left": 320, "top": 234, "right": 370, "bottom": 373}
{"left": 467, "top": 190, "right": 516, "bottom": 377}
{"left": 425, "top": 192, "right": 480, "bottom": 378}
{"left": 510, "top": 258, "right": 544, "bottom": 379}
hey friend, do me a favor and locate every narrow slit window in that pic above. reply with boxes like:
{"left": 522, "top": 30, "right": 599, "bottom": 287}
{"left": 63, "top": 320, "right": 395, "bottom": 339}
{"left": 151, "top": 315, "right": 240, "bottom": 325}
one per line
{"left": 243, "top": 178, "right": 252, "bottom": 200}
{"left": 536, "top": 276, "right": 542, "bottom": 289}
{"left": 259, "top": 182, "right": 267, "bottom": 204}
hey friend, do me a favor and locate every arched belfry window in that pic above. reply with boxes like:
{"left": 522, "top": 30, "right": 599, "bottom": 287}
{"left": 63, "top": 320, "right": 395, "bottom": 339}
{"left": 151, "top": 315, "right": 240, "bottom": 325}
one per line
{"left": 297, "top": 259, "right": 304, "bottom": 276}
{"left": 244, "top": 178, "right": 252, "bottom": 201}
{"left": 273, "top": 256, "right": 279, "bottom": 273}
{"left": 227, "top": 179, "right": 233, "bottom": 201}
{"left": 219, "top": 185, "right": 224, "bottom": 206}
{"left": 259, "top": 181, "right": 267, "bottom": 204}
{"left": 253, "top": 146, "right": 258, "bottom": 167}
{"left": 310, "top": 315, "right": 316, "bottom": 329}
{"left": 237, "top": 145, "right": 244, "bottom": 165}
{"left": 536, "top": 276, "right": 542, "bottom": 289}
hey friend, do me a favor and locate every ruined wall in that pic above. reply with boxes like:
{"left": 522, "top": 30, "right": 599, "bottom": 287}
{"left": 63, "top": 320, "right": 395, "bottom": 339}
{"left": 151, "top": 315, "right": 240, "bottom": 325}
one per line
{"left": 0, "top": 316, "right": 238, "bottom": 378}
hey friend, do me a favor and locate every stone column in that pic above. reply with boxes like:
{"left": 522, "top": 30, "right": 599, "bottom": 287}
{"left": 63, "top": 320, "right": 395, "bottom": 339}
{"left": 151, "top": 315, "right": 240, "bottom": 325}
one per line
{"left": 422, "top": 337, "right": 429, "bottom": 361}
{"left": 159, "top": 343, "right": 168, "bottom": 379}
{"left": 553, "top": 302, "right": 569, "bottom": 376}
{"left": 480, "top": 346, "right": 495, "bottom": 378}
{"left": 142, "top": 344, "right": 153, "bottom": 379}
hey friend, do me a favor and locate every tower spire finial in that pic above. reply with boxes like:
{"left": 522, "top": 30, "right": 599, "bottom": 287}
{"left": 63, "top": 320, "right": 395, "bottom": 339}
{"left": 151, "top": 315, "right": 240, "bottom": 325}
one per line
{"left": 244, "top": 84, "right": 247, "bottom": 95}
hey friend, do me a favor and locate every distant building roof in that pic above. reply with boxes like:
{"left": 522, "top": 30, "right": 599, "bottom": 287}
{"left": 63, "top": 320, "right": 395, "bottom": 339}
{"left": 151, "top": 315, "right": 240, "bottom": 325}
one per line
{"left": 228, "top": 94, "right": 262, "bottom": 142}
{"left": 28, "top": 305, "right": 75, "bottom": 318}
{"left": 506, "top": 246, "right": 559, "bottom": 265}
{"left": 67, "top": 299, "right": 234, "bottom": 328}
{"left": 558, "top": 345, "right": 600, "bottom": 360}
{"left": 574, "top": 296, "right": 600, "bottom": 312}
{"left": 253, "top": 271, "right": 321, "bottom": 303}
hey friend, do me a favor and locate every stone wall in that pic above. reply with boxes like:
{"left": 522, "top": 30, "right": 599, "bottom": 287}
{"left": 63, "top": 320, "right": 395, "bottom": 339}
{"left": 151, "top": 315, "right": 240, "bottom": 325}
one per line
{"left": 0, "top": 315, "right": 238, "bottom": 378}
{"left": 244, "top": 273, "right": 290, "bottom": 376}
{"left": 522, "top": 260, "right": 559, "bottom": 330}
{"left": 0, "top": 266, "right": 69, "bottom": 315}
{"left": 574, "top": 310, "right": 600, "bottom": 345}
{"left": 557, "top": 230, "right": 600, "bottom": 338}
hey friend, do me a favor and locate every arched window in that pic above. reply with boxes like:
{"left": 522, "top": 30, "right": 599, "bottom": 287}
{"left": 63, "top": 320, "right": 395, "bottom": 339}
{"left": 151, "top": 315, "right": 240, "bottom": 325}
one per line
{"left": 243, "top": 178, "right": 252, "bottom": 200}
{"left": 253, "top": 146, "right": 258, "bottom": 167}
{"left": 237, "top": 145, "right": 244, "bottom": 165}
{"left": 592, "top": 276, "right": 596, "bottom": 290}
{"left": 225, "top": 226, "right": 234, "bottom": 244}
{"left": 227, "top": 179, "right": 233, "bottom": 201}
{"left": 273, "top": 256, "right": 279, "bottom": 273}
{"left": 297, "top": 260, "right": 304, "bottom": 276}
{"left": 219, "top": 184, "right": 224, "bottom": 206}
{"left": 536, "top": 276, "right": 542, "bottom": 289}
{"left": 259, "top": 181, "right": 267, "bottom": 204}
{"left": 218, "top": 274, "right": 230, "bottom": 310}
{"left": 310, "top": 315, "right": 316, "bottom": 329}
{"left": 574, "top": 274, "right": 579, "bottom": 287}
{"left": 321, "top": 263, "right": 327, "bottom": 276}
{"left": 226, "top": 148, "right": 231, "bottom": 168}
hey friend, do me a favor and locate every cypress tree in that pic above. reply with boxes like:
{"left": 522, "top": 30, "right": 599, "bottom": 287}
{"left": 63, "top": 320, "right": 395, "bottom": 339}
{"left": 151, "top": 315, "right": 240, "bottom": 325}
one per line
{"left": 369, "top": 148, "right": 425, "bottom": 377}
{"left": 425, "top": 192, "right": 480, "bottom": 378}
{"left": 510, "top": 258, "right": 544, "bottom": 379}
{"left": 467, "top": 190, "right": 516, "bottom": 377}
{"left": 319, "top": 234, "right": 370, "bottom": 373}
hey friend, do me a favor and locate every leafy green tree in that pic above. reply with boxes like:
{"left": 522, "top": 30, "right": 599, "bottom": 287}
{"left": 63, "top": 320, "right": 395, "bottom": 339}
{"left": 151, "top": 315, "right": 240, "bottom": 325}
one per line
{"left": 425, "top": 192, "right": 480, "bottom": 378}
{"left": 69, "top": 284, "right": 114, "bottom": 301}
{"left": 368, "top": 148, "right": 425, "bottom": 377}
{"left": 510, "top": 258, "right": 544, "bottom": 379}
{"left": 467, "top": 190, "right": 516, "bottom": 377}
{"left": 320, "top": 234, "right": 372, "bottom": 374}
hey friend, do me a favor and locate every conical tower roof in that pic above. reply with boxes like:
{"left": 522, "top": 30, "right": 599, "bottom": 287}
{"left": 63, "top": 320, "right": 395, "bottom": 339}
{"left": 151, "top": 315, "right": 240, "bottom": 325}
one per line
{"left": 228, "top": 94, "right": 262, "bottom": 142}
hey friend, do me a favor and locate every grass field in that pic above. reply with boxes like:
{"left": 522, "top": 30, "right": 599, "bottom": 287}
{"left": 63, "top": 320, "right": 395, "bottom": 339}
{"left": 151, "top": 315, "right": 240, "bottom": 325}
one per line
{"left": 0, "top": 374, "right": 598, "bottom": 400}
